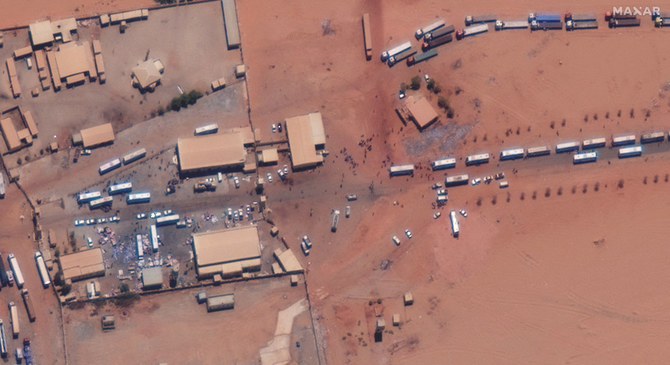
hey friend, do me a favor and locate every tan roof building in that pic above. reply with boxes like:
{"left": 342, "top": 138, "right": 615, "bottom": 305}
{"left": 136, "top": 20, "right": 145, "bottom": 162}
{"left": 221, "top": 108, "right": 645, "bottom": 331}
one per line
{"left": 177, "top": 132, "right": 246, "bottom": 174}
{"left": 258, "top": 148, "right": 278, "bottom": 164}
{"left": 59, "top": 248, "right": 105, "bottom": 282}
{"left": 404, "top": 95, "right": 439, "bottom": 130}
{"left": 192, "top": 226, "right": 261, "bottom": 279}
{"left": 55, "top": 41, "right": 95, "bottom": 79}
{"left": 76, "top": 123, "right": 115, "bottom": 148}
{"left": 285, "top": 112, "right": 326, "bottom": 169}
{"left": 0, "top": 118, "right": 21, "bottom": 151}
{"left": 29, "top": 20, "right": 54, "bottom": 47}
{"left": 273, "top": 248, "right": 303, "bottom": 273}
{"left": 131, "top": 59, "right": 163, "bottom": 91}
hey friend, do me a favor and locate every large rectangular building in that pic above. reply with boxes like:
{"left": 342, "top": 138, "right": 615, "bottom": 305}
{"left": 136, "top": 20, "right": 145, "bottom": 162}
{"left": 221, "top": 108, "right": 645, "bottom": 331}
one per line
{"left": 192, "top": 226, "right": 261, "bottom": 279}
{"left": 177, "top": 132, "right": 246, "bottom": 175}
{"left": 285, "top": 112, "right": 326, "bottom": 169}
{"left": 403, "top": 95, "right": 438, "bottom": 130}
{"left": 59, "top": 248, "right": 105, "bottom": 282}
{"left": 74, "top": 123, "right": 115, "bottom": 148}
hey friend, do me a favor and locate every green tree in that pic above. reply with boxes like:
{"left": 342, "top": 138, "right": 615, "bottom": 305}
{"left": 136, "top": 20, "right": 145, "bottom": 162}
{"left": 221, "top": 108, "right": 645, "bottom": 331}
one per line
{"left": 410, "top": 76, "right": 421, "bottom": 90}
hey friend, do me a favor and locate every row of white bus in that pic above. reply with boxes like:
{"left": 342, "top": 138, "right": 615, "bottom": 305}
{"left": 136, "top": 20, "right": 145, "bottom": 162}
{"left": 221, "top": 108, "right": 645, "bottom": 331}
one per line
{"left": 388, "top": 132, "right": 661, "bottom": 176}
{"left": 97, "top": 148, "right": 147, "bottom": 175}
{"left": 78, "top": 185, "right": 151, "bottom": 209}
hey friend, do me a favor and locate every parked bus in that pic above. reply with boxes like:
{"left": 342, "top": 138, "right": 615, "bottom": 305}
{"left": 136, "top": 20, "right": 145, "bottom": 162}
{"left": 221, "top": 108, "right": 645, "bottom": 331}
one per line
{"left": 136, "top": 234, "right": 144, "bottom": 259}
{"left": 150, "top": 225, "right": 159, "bottom": 252}
{"left": 7, "top": 254, "right": 24, "bottom": 289}
{"left": 465, "top": 153, "right": 490, "bottom": 166}
{"left": 98, "top": 158, "right": 122, "bottom": 175}
{"left": 108, "top": 182, "right": 133, "bottom": 195}
{"left": 573, "top": 151, "right": 598, "bottom": 164}
{"left": 526, "top": 145, "right": 551, "bottom": 157}
{"left": 8, "top": 302, "right": 18, "bottom": 338}
{"left": 640, "top": 131, "right": 665, "bottom": 144}
{"left": 156, "top": 214, "right": 180, "bottom": 227}
{"left": 126, "top": 192, "right": 151, "bottom": 204}
{"left": 499, "top": 148, "right": 524, "bottom": 161}
{"left": 34, "top": 252, "right": 50, "bottom": 288}
{"left": 612, "top": 134, "right": 636, "bottom": 147}
{"left": 122, "top": 148, "right": 146, "bottom": 164}
{"left": 449, "top": 210, "right": 460, "bottom": 237}
{"left": 445, "top": 174, "right": 469, "bottom": 187}
{"left": 618, "top": 145, "right": 642, "bottom": 158}
{"left": 194, "top": 123, "right": 219, "bottom": 136}
{"left": 582, "top": 137, "right": 606, "bottom": 149}
{"left": 555, "top": 141, "right": 580, "bottom": 153}
{"left": 388, "top": 164, "right": 414, "bottom": 176}
{"left": 0, "top": 320, "right": 6, "bottom": 358}
{"left": 77, "top": 191, "right": 101, "bottom": 204}
{"left": 431, "top": 157, "right": 456, "bottom": 170}
{"left": 89, "top": 196, "right": 113, "bottom": 210}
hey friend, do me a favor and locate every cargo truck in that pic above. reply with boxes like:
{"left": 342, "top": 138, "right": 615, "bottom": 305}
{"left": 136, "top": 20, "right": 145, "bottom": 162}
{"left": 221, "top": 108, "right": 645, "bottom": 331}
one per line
{"left": 566, "top": 20, "right": 598, "bottom": 30}
{"left": 495, "top": 20, "right": 529, "bottom": 30}
{"left": 0, "top": 320, "right": 6, "bottom": 358}
{"left": 609, "top": 18, "right": 640, "bottom": 28}
{"left": 9, "top": 302, "right": 18, "bottom": 338}
{"left": 654, "top": 17, "right": 670, "bottom": 27}
{"left": 21, "top": 289, "right": 36, "bottom": 322}
{"left": 380, "top": 41, "right": 411, "bottom": 61}
{"left": 34, "top": 252, "right": 50, "bottom": 288}
{"left": 464, "top": 14, "right": 496, "bottom": 26}
{"left": 406, "top": 48, "right": 438, "bottom": 66}
{"left": 331, "top": 209, "right": 340, "bottom": 232}
{"left": 531, "top": 20, "right": 563, "bottom": 30}
{"left": 449, "top": 210, "right": 460, "bottom": 237}
{"left": 387, "top": 47, "right": 417, "bottom": 66}
{"left": 564, "top": 13, "right": 597, "bottom": 22}
{"left": 7, "top": 254, "right": 24, "bottom": 289}
{"left": 605, "top": 12, "right": 638, "bottom": 21}
{"left": 424, "top": 25, "right": 455, "bottom": 41}
{"left": 362, "top": 14, "right": 372, "bottom": 60}
{"left": 455, "top": 24, "right": 489, "bottom": 40}
{"left": 422, "top": 34, "right": 453, "bottom": 50}
{"left": 415, "top": 18, "right": 445, "bottom": 39}
{"left": 528, "top": 13, "right": 562, "bottom": 23}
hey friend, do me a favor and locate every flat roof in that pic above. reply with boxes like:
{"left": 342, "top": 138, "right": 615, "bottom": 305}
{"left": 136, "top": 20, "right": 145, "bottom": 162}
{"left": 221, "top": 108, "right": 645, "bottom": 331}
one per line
{"left": 142, "top": 267, "right": 163, "bottom": 288}
{"left": 192, "top": 226, "right": 261, "bottom": 268}
{"left": 131, "top": 59, "right": 162, "bottom": 89}
{"left": 405, "top": 95, "right": 438, "bottom": 129}
{"left": 29, "top": 20, "right": 54, "bottom": 46}
{"left": 309, "top": 112, "right": 326, "bottom": 145}
{"left": 1, "top": 118, "right": 21, "bottom": 150}
{"left": 260, "top": 148, "right": 278, "bottom": 163}
{"left": 274, "top": 248, "right": 303, "bottom": 273}
{"left": 55, "top": 41, "right": 93, "bottom": 79}
{"left": 80, "top": 123, "right": 115, "bottom": 148}
{"left": 23, "top": 110, "right": 38, "bottom": 137}
{"left": 285, "top": 113, "right": 324, "bottom": 169}
{"left": 177, "top": 132, "right": 246, "bottom": 172}
{"left": 59, "top": 248, "right": 105, "bottom": 281}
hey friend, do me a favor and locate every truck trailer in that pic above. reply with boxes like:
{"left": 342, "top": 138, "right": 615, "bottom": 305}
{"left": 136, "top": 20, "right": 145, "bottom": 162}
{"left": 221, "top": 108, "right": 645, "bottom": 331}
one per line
{"left": 98, "top": 158, "right": 122, "bottom": 175}
{"left": 406, "top": 48, "right": 438, "bottom": 65}
{"left": 8, "top": 302, "right": 18, "bottom": 338}
{"left": 0, "top": 320, "right": 6, "bottom": 358}
{"left": 582, "top": 137, "right": 607, "bottom": 149}
{"left": 415, "top": 18, "right": 445, "bottom": 39}
{"left": 531, "top": 20, "right": 563, "bottom": 30}
{"left": 495, "top": 20, "right": 529, "bottom": 30}
{"left": 194, "top": 123, "right": 219, "bottom": 136}
{"left": 464, "top": 14, "right": 496, "bottom": 26}
{"left": 0, "top": 172, "right": 5, "bottom": 199}
{"left": 122, "top": 148, "right": 146, "bottom": 164}
{"left": 380, "top": 41, "right": 411, "bottom": 61}
{"left": 529, "top": 12, "right": 562, "bottom": 23}
{"left": 362, "top": 14, "right": 372, "bottom": 60}
{"left": 34, "top": 252, "right": 50, "bottom": 288}
{"left": 331, "top": 209, "right": 340, "bottom": 232}
{"left": 566, "top": 20, "right": 598, "bottom": 30}
{"left": 564, "top": 13, "right": 597, "bottom": 22}
{"left": 422, "top": 34, "right": 453, "bottom": 50}
{"left": 21, "top": 289, "right": 36, "bottom": 322}
{"left": 387, "top": 47, "right": 417, "bottom": 66}
{"left": 424, "top": 25, "right": 455, "bottom": 41}
{"left": 449, "top": 210, "right": 460, "bottom": 237}
{"left": 7, "top": 254, "right": 24, "bottom": 289}
{"left": 609, "top": 18, "right": 640, "bottom": 28}
{"left": 456, "top": 24, "right": 489, "bottom": 40}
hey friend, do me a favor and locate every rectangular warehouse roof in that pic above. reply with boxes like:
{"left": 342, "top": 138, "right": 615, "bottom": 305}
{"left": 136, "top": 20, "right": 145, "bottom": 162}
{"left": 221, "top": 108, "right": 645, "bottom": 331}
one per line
{"left": 141, "top": 267, "right": 163, "bottom": 289}
{"left": 79, "top": 123, "right": 115, "bottom": 148}
{"left": 192, "top": 226, "right": 261, "bottom": 278}
{"left": 59, "top": 248, "right": 105, "bottom": 282}
{"left": 55, "top": 41, "right": 94, "bottom": 79}
{"left": 285, "top": 112, "right": 325, "bottom": 169}
{"left": 177, "top": 132, "right": 246, "bottom": 173}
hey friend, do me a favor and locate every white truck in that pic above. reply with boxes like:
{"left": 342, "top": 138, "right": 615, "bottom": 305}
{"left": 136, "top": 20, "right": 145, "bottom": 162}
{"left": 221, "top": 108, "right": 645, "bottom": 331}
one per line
{"left": 380, "top": 41, "right": 411, "bottom": 61}
{"left": 7, "top": 254, "right": 24, "bottom": 288}
{"left": 415, "top": 19, "right": 445, "bottom": 39}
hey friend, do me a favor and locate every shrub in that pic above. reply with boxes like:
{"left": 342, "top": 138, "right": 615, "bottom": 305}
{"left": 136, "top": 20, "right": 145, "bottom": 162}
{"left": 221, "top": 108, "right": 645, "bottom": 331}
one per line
{"left": 437, "top": 96, "right": 448, "bottom": 109}
{"left": 400, "top": 82, "right": 407, "bottom": 92}
{"left": 427, "top": 79, "right": 435, "bottom": 90}
{"left": 157, "top": 106, "right": 165, "bottom": 116}
{"left": 410, "top": 76, "right": 421, "bottom": 90}
{"left": 119, "top": 283, "right": 130, "bottom": 293}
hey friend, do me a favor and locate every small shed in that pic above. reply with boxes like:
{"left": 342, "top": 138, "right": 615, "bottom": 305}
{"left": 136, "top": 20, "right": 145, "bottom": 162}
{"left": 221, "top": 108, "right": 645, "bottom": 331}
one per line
{"left": 206, "top": 293, "right": 235, "bottom": 312}
{"left": 101, "top": 315, "right": 115, "bottom": 330}
{"left": 141, "top": 267, "right": 163, "bottom": 290}
{"left": 392, "top": 313, "right": 400, "bottom": 326}
{"left": 196, "top": 290, "right": 207, "bottom": 304}
{"left": 259, "top": 148, "right": 279, "bottom": 165}
{"left": 375, "top": 318, "right": 386, "bottom": 332}
{"left": 403, "top": 292, "right": 414, "bottom": 306}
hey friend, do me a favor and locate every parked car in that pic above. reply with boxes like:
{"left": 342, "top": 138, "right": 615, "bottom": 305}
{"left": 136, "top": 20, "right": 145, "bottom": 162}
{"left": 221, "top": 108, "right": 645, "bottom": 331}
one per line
{"left": 301, "top": 241, "right": 310, "bottom": 256}
{"left": 86, "top": 218, "right": 95, "bottom": 225}
{"left": 277, "top": 122, "right": 283, "bottom": 133}
{"left": 398, "top": 90, "right": 406, "bottom": 99}
{"left": 459, "top": 209, "right": 468, "bottom": 217}
{"left": 266, "top": 173, "right": 273, "bottom": 183}
{"left": 433, "top": 212, "right": 441, "bottom": 219}
{"left": 136, "top": 213, "right": 147, "bottom": 220}
{"left": 109, "top": 215, "right": 120, "bottom": 223}
{"left": 86, "top": 236, "right": 93, "bottom": 247}
{"left": 96, "top": 217, "right": 107, "bottom": 224}
{"left": 150, "top": 211, "right": 162, "bottom": 219}
{"left": 424, "top": 73, "right": 431, "bottom": 83}
{"left": 404, "top": 229, "right": 413, "bottom": 239}
{"left": 392, "top": 235, "right": 401, "bottom": 246}
{"left": 74, "top": 219, "right": 85, "bottom": 226}
{"left": 233, "top": 176, "right": 240, "bottom": 188}
{"left": 6, "top": 271, "right": 14, "bottom": 286}
{"left": 431, "top": 182, "right": 443, "bottom": 189}
{"left": 471, "top": 178, "right": 482, "bottom": 186}
{"left": 302, "top": 235, "right": 312, "bottom": 248}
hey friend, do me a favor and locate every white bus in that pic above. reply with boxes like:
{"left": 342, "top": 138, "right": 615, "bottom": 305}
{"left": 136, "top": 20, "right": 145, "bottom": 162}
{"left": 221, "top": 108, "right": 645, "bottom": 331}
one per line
{"left": 573, "top": 151, "right": 598, "bottom": 164}
{"left": 526, "top": 145, "right": 550, "bottom": 157}
{"left": 612, "top": 134, "right": 636, "bottom": 147}
{"left": 77, "top": 191, "right": 101, "bottom": 204}
{"left": 582, "top": 137, "right": 606, "bottom": 149}
{"left": 136, "top": 234, "right": 144, "bottom": 259}
{"left": 98, "top": 158, "right": 122, "bottom": 175}
{"left": 449, "top": 210, "right": 460, "bottom": 237}
{"left": 89, "top": 196, "right": 113, "bottom": 210}
{"left": 618, "top": 145, "right": 642, "bottom": 158}
{"left": 194, "top": 123, "right": 219, "bottom": 136}
{"left": 555, "top": 141, "right": 580, "bottom": 153}
{"left": 431, "top": 157, "right": 456, "bottom": 170}
{"left": 8, "top": 302, "right": 18, "bottom": 338}
{"left": 34, "top": 252, "right": 51, "bottom": 288}
{"left": 108, "top": 182, "right": 133, "bottom": 195}
{"left": 465, "top": 153, "right": 490, "bottom": 166}
{"left": 126, "top": 192, "right": 151, "bottom": 204}
{"left": 156, "top": 214, "right": 180, "bottom": 227}
{"left": 150, "top": 224, "right": 159, "bottom": 252}
{"left": 122, "top": 148, "right": 146, "bottom": 164}
{"left": 7, "top": 254, "right": 24, "bottom": 289}
{"left": 499, "top": 148, "right": 524, "bottom": 160}
{"left": 388, "top": 164, "right": 415, "bottom": 176}
{"left": 445, "top": 174, "right": 469, "bottom": 187}
{"left": 640, "top": 131, "right": 665, "bottom": 144}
